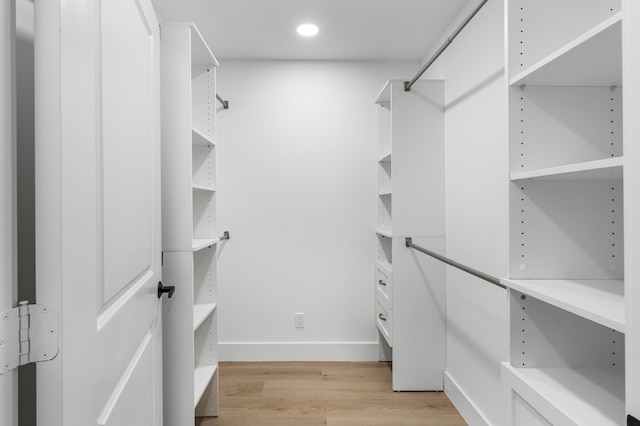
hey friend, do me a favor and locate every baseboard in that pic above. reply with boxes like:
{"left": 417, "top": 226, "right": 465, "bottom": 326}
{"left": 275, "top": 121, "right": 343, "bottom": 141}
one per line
{"left": 444, "top": 370, "right": 492, "bottom": 426}
{"left": 219, "top": 341, "right": 380, "bottom": 362}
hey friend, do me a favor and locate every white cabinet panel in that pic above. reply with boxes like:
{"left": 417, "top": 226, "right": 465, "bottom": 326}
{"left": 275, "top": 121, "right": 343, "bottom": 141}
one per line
{"left": 373, "top": 80, "right": 445, "bottom": 391}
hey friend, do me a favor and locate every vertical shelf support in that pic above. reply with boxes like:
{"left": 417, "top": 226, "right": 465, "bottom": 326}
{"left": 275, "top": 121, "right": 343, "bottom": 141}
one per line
{"left": 374, "top": 80, "right": 446, "bottom": 390}
{"left": 160, "top": 23, "right": 221, "bottom": 423}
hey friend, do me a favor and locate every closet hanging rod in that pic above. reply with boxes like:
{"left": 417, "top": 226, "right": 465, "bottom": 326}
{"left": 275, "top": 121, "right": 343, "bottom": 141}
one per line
{"left": 216, "top": 93, "right": 229, "bottom": 109}
{"left": 405, "top": 237, "right": 505, "bottom": 289}
{"left": 404, "top": 0, "right": 488, "bottom": 92}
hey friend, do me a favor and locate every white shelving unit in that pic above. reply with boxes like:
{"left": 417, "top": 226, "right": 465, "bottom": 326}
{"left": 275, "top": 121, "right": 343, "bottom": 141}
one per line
{"left": 502, "top": 2, "right": 632, "bottom": 424}
{"left": 374, "top": 80, "right": 446, "bottom": 391}
{"left": 160, "top": 23, "right": 221, "bottom": 424}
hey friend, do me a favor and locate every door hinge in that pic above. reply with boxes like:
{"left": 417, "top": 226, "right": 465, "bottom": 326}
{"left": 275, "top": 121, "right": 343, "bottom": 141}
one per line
{"left": 0, "top": 301, "right": 59, "bottom": 375}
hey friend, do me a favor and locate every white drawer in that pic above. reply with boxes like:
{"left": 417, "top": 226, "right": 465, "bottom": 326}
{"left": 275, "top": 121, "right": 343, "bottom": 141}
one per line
{"left": 375, "top": 261, "right": 393, "bottom": 306}
{"left": 376, "top": 298, "right": 393, "bottom": 347}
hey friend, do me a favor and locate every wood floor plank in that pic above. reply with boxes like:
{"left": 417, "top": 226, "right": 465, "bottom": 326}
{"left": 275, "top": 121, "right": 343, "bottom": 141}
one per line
{"left": 197, "top": 362, "right": 467, "bottom": 426}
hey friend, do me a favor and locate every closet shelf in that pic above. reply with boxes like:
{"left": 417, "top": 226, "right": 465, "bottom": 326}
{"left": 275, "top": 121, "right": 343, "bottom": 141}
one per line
{"left": 191, "top": 238, "right": 219, "bottom": 252}
{"left": 510, "top": 157, "right": 623, "bottom": 181}
{"left": 190, "top": 26, "right": 218, "bottom": 66}
{"left": 161, "top": 23, "right": 218, "bottom": 67}
{"left": 194, "top": 365, "right": 218, "bottom": 409}
{"left": 378, "top": 190, "right": 392, "bottom": 196}
{"left": 378, "top": 152, "right": 392, "bottom": 163}
{"left": 502, "top": 364, "right": 624, "bottom": 426}
{"left": 376, "top": 230, "right": 393, "bottom": 238}
{"left": 164, "top": 238, "right": 219, "bottom": 252}
{"left": 501, "top": 278, "right": 624, "bottom": 332}
{"left": 192, "top": 128, "right": 215, "bottom": 146}
{"left": 193, "top": 303, "right": 217, "bottom": 331}
{"left": 510, "top": 13, "right": 622, "bottom": 87}
{"left": 192, "top": 183, "right": 216, "bottom": 192}
{"left": 374, "top": 80, "right": 394, "bottom": 105}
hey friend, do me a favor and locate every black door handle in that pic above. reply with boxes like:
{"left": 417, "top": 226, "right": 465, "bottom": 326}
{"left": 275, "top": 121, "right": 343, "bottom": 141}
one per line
{"left": 157, "top": 281, "right": 175, "bottom": 299}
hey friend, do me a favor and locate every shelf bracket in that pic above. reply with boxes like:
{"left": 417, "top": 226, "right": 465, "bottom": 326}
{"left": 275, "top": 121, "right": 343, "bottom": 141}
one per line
{"left": 216, "top": 93, "right": 229, "bottom": 110}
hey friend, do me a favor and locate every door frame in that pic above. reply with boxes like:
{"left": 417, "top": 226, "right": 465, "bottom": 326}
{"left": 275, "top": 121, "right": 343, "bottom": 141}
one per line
{"left": 0, "top": 0, "right": 17, "bottom": 424}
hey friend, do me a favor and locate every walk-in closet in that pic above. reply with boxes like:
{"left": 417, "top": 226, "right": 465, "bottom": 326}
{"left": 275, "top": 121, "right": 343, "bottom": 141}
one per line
{"left": 2, "top": 0, "right": 639, "bottom": 425}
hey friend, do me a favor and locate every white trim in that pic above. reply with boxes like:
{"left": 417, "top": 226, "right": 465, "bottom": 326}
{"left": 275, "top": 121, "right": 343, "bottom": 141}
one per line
{"left": 444, "top": 370, "right": 493, "bottom": 426}
{"left": 0, "top": 1, "right": 17, "bottom": 425}
{"left": 219, "top": 342, "right": 379, "bottom": 362}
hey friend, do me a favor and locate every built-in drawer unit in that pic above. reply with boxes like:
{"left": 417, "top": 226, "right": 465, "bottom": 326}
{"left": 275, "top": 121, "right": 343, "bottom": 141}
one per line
{"left": 376, "top": 298, "right": 393, "bottom": 347}
{"left": 375, "top": 261, "right": 393, "bottom": 305}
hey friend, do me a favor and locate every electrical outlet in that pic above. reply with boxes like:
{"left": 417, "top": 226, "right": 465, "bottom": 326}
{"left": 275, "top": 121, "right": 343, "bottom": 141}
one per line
{"left": 295, "top": 312, "right": 305, "bottom": 328}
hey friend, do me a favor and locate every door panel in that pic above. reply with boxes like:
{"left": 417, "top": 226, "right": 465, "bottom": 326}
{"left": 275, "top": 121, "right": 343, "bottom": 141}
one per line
{"left": 97, "top": 329, "right": 155, "bottom": 426}
{"left": 102, "top": 0, "right": 154, "bottom": 305}
{"left": 34, "top": 0, "right": 162, "bottom": 424}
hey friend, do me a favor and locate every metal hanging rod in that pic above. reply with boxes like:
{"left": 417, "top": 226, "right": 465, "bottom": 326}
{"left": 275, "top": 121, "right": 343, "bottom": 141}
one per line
{"left": 405, "top": 237, "right": 505, "bottom": 289}
{"left": 404, "top": 0, "right": 489, "bottom": 92}
{"left": 216, "top": 93, "right": 229, "bottom": 109}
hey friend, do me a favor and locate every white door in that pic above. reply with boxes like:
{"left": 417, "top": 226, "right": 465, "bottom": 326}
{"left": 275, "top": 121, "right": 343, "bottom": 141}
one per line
{"left": 0, "top": 1, "right": 17, "bottom": 425}
{"left": 34, "top": 0, "right": 163, "bottom": 425}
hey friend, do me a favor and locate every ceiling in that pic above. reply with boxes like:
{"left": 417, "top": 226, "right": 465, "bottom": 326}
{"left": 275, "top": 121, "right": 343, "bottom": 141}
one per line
{"left": 150, "top": 0, "right": 470, "bottom": 61}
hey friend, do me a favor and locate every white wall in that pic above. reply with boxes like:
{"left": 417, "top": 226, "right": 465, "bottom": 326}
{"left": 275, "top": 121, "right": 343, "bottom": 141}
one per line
{"left": 421, "top": 1, "right": 509, "bottom": 425}
{"left": 216, "top": 60, "right": 418, "bottom": 361}
{"left": 215, "top": 4, "right": 509, "bottom": 420}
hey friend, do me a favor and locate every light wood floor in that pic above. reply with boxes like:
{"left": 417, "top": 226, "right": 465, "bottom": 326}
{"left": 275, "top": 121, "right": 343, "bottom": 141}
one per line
{"left": 196, "top": 362, "right": 467, "bottom": 426}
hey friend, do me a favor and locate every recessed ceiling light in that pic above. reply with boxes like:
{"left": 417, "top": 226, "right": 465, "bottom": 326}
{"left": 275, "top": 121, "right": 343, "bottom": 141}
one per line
{"left": 297, "top": 23, "right": 319, "bottom": 37}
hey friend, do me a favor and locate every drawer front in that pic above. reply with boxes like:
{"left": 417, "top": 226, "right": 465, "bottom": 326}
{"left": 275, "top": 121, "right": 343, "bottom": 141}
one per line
{"left": 376, "top": 298, "right": 393, "bottom": 347}
{"left": 375, "top": 262, "right": 393, "bottom": 305}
